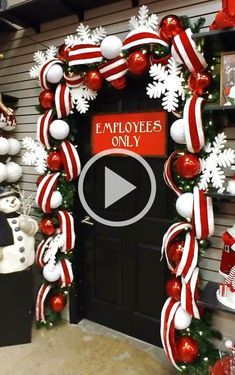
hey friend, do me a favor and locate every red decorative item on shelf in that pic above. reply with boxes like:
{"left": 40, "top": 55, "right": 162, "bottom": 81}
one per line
{"left": 47, "top": 151, "right": 63, "bottom": 171}
{"left": 111, "top": 76, "right": 126, "bottom": 90}
{"left": 175, "top": 154, "right": 201, "bottom": 179}
{"left": 58, "top": 44, "right": 71, "bottom": 62}
{"left": 176, "top": 336, "right": 199, "bottom": 363}
{"left": 50, "top": 293, "right": 67, "bottom": 312}
{"left": 39, "top": 90, "right": 55, "bottom": 110}
{"left": 127, "top": 51, "right": 149, "bottom": 75}
{"left": 166, "top": 277, "right": 182, "bottom": 300}
{"left": 188, "top": 71, "right": 213, "bottom": 96}
{"left": 39, "top": 217, "right": 56, "bottom": 236}
{"left": 211, "top": 356, "right": 233, "bottom": 375}
{"left": 210, "top": 0, "right": 235, "bottom": 30}
{"left": 84, "top": 70, "right": 103, "bottom": 91}
{"left": 167, "top": 240, "right": 184, "bottom": 268}
{"left": 159, "top": 15, "right": 184, "bottom": 41}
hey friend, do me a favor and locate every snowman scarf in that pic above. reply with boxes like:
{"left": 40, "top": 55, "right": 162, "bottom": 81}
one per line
{"left": 0, "top": 212, "right": 20, "bottom": 247}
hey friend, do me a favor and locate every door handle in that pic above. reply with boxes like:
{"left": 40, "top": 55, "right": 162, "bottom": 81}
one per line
{"left": 81, "top": 215, "right": 94, "bottom": 226}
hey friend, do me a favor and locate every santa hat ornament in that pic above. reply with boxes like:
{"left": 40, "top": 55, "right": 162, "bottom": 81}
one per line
{"left": 64, "top": 72, "right": 84, "bottom": 88}
{"left": 55, "top": 83, "right": 72, "bottom": 119}
{"left": 183, "top": 96, "right": 205, "bottom": 153}
{"left": 57, "top": 210, "right": 75, "bottom": 252}
{"left": 99, "top": 57, "right": 128, "bottom": 84}
{"left": 59, "top": 140, "right": 81, "bottom": 181}
{"left": 35, "top": 172, "right": 60, "bottom": 213}
{"left": 123, "top": 5, "right": 169, "bottom": 51}
{"left": 37, "top": 109, "right": 54, "bottom": 149}
{"left": 192, "top": 187, "right": 214, "bottom": 240}
{"left": 171, "top": 28, "right": 207, "bottom": 73}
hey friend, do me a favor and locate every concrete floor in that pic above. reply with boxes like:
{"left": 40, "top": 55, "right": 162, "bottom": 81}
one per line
{"left": 0, "top": 320, "right": 173, "bottom": 375}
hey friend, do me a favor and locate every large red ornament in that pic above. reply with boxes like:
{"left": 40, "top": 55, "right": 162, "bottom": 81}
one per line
{"left": 127, "top": 51, "right": 149, "bottom": 75}
{"left": 84, "top": 70, "right": 103, "bottom": 91}
{"left": 47, "top": 151, "right": 63, "bottom": 171}
{"left": 58, "top": 43, "right": 71, "bottom": 62}
{"left": 111, "top": 76, "right": 126, "bottom": 90}
{"left": 167, "top": 241, "right": 184, "bottom": 269}
{"left": 166, "top": 277, "right": 182, "bottom": 300}
{"left": 175, "top": 154, "right": 201, "bottom": 179}
{"left": 50, "top": 293, "right": 67, "bottom": 312}
{"left": 210, "top": 0, "right": 235, "bottom": 30}
{"left": 188, "top": 71, "right": 213, "bottom": 96}
{"left": 176, "top": 336, "right": 199, "bottom": 363}
{"left": 159, "top": 15, "right": 184, "bottom": 41}
{"left": 39, "top": 217, "right": 56, "bottom": 236}
{"left": 39, "top": 90, "right": 55, "bottom": 110}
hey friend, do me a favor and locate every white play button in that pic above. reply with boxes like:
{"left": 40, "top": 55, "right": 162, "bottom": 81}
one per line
{"left": 105, "top": 167, "right": 137, "bottom": 209}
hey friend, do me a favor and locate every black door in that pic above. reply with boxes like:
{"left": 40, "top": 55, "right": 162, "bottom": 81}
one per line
{"left": 74, "top": 75, "right": 175, "bottom": 346}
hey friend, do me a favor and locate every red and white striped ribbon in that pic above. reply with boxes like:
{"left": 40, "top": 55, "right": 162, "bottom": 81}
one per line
{"left": 35, "top": 283, "right": 52, "bottom": 323}
{"left": 176, "top": 231, "right": 199, "bottom": 283}
{"left": 160, "top": 298, "right": 181, "bottom": 371}
{"left": 68, "top": 43, "right": 103, "bottom": 66}
{"left": 37, "top": 109, "right": 54, "bottom": 149}
{"left": 163, "top": 151, "right": 182, "bottom": 196}
{"left": 219, "top": 283, "right": 228, "bottom": 297}
{"left": 99, "top": 57, "right": 128, "bottom": 82}
{"left": 192, "top": 187, "right": 214, "bottom": 240}
{"left": 226, "top": 265, "right": 235, "bottom": 292}
{"left": 55, "top": 83, "right": 72, "bottom": 119}
{"left": 123, "top": 29, "right": 169, "bottom": 50}
{"left": 161, "top": 221, "right": 192, "bottom": 272}
{"left": 39, "top": 59, "right": 62, "bottom": 90}
{"left": 35, "top": 172, "right": 60, "bottom": 213}
{"left": 57, "top": 210, "right": 75, "bottom": 252}
{"left": 181, "top": 267, "right": 200, "bottom": 319}
{"left": 64, "top": 72, "right": 84, "bottom": 88}
{"left": 60, "top": 259, "right": 74, "bottom": 287}
{"left": 35, "top": 237, "right": 53, "bottom": 268}
{"left": 171, "top": 28, "right": 208, "bottom": 73}
{"left": 183, "top": 96, "right": 205, "bottom": 153}
{"left": 60, "top": 140, "right": 81, "bottom": 181}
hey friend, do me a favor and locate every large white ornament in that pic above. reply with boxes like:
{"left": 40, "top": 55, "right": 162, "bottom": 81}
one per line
{"left": 0, "top": 163, "right": 7, "bottom": 183}
{"left": 174, "top": 306, "right": 192, "bottom": 330}
{"left": 0, "top": 137, "right": 9, "bottom": 155}
{"left": 50, "top": 191, "right": 63, "bottom": 209}
{"left": 170, "top": 119, "right": 186, "bottom": 144}
{"left": 100, "top": 35, "right": 123, "bottom": 60}
{"left": 43, "top": 263, "right": 61, "bottom": 282}
{"left": 8, "top": 138, "right": 21, "bottom": 155}
{"left": 46, "top": 64, "right": 63, "bottom": 84}
{"left": 176, "top": 193, "right": 193, "bottom": 219}
{"left": 50, "top": 119, "right": 69, "bottom": 140}
{"left": 6, "top": 162, "right": 23, "bottom": 183}
{"left": 226, "top": 176, "right": 235, "bottom": 195}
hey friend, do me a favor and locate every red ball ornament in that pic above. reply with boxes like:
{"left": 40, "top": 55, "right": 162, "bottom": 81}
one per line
{"left": 50, "top": 293, "right": 67, "bottom": 312}
{"left": 111, "top": 76, "right": 126, "bottom": 90}
{"left": 58, "top": 43, "right": 71, "bottom": 62}
{"left": 159, "top": 15, "right": 184, "bottom": 41}
{"left": 188, "top": 71, "right": 213, "bottom": 96}
{"left": 39, "top": 217, "right": 56, "bottom": 236}
{"left": 168, "top": 240, "right": 184, "bottom": 267}
{"left": 211, "top": 356, "right": 232, "bottom": 375}
{"left": 84, "top": 70, "right": 103, "bottom": 91}
{"left": 127, "top": 51, "right": 149, "bottom": 75}
{"left": 166, "top": 277, "right": 182, "bottom": 301}
{"left": 176, "top": 336, "right": 199, "bottom": 363}
{"left": 39, "top": 90, "right": 55, "bottom": 110}
{"left": 175, "top": 154, "right": 201, "bottom": 179}
{"left": 47, "top": 151, "right": 63, "bottom": 171}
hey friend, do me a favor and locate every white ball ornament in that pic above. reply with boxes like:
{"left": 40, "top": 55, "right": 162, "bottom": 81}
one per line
{"left": 43, "top": 263, "right": 61, "bottom": 282}
{"left": 50, "top": 191, "right": 63, "bottom": 209}
{"left": 170, "top": 119, "right": 186, "bottom": 144}
{"left": 0, "top": 137, "right": 9, "bottom": 155}
{"left": 0, "top": 163, "right": 7, "bottom": 183}
{"left": 176, "top": 192, "right": 194, "bottom": 219}
{"left": 6, "top": 162, "right": 23, "bottom": 183}
{"left": 46, "top": 64, "right": 63, "bottom": 84}
{"left": 8, "top": 138, "right": 21, "bottom": 155}
{"left": 174, "top": 306, "right": 192, "bottom": 330}
{"left": 49, "top": 119, "right": 69, "bottom": 140}
{"left": 100, "top": 35, "right": 123, "bottom": 60}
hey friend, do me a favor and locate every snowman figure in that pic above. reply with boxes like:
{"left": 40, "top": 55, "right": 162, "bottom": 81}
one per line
{"left": 0, "top": 186, "right": 38, "bottom": 274}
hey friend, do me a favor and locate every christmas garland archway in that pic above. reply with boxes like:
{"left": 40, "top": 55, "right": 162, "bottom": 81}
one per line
{"left": 24, "top": 5, "right": 235, "bottom": 373}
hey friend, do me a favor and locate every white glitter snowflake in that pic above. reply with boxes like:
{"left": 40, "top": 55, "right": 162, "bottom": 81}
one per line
{"left": 70, "top": 85, "right": 97, "bottom": 114}
{"left": 199, "top": 132, "right": 235, "bottom": 190}
{"left": 22, "top": 137, "right": 47, "bottom": 175}
{"left": 43, "top": 234, "right": 65, "bottom": 271}
{"left": 65, "top": 23, "right": 106, "bottom": 48}
{"left": 129, "top": 5, "right": 159, "bottom": 31}
{"left": 146, "top": 57, "right": 185, "bottom": 112}
{"left": 29, "top": 46, "right": 57, "bottom": 78}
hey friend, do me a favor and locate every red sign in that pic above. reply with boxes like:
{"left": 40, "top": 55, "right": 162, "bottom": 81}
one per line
{"left": 92, "top": 111, "right": 167, "bottom": 156}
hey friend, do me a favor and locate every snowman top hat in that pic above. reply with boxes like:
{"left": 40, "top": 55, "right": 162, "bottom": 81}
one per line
{"left": 0, "top": 185, "right": 18, "bottom": 199}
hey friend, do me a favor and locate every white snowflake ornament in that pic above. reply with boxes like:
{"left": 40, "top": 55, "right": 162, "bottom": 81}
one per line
{"left": 65, "top": 23, "right": 106, "bottom": 48}
{"left": 146, "top": 57, "right": 185, "bottom": 112}
{"left": 29, "top": 46, "right": 58, "bottom": 79}
{"left": 199, "top": 132, "right": 235, "bottom": 190}
{"left": 22, "top": 137, "right": 47, "bottom": 175}
{"left": 71, "top": 85, "right": 97, "bottom": 114}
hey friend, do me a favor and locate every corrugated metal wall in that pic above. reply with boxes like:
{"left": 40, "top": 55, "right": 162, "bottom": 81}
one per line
{"left": 1, "top": 0, "right": 234, "bottom": 337}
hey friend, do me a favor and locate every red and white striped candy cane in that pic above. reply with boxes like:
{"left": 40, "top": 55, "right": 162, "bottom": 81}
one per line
{"left": 60, "top": 259, "right": 74, "bottom": 287}
{"left": 163, "top": 151, "right": 182, "bottom": 196}
{"left": 35, "top": 237, "right": 53, "bottom": 269}
{"left": 176, "top": 231, "right": 199, "bottom": 283}
{"left": 57, "top": 210, "right": 75, "bottom": 252}
{"left": 183, "top": 96, "right": 205, "bottom": 153}
{"left": 36, "top": 283, "right": 52, "bottom": 323}
{"left": 37, "top": 109, "right": 54, "bottom": 149}
{"left": 181, "top": 267, "right": 200, "bottom": 319}
{"left": 60, "top": 140, "right": 81, "bottom": 181}
{"left": 55, "top": 83, "right": 72, "bottom": 119}
{"left": 193, "top": 187, "right": 214, "bottom": 240}
{"left": 35, "top": 172, "right": 60, "bottom": 213}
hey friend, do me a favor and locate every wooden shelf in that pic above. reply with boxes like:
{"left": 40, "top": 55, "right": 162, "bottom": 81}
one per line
{"left": 0, "top": 18, "right": 18, "bottom": 33}
{"left": 193, "top": 28, "right": 235, "bottom": 55}
{"left": 199, "top": 281, "right": 235, "bottom": 315}
{"left": 204, "top": 104, "right": 235, "bottom": 112}
{"left": 206, "top": 191, "right": 235, "bottom": 201}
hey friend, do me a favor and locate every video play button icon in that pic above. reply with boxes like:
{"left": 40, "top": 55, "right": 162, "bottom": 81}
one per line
{"left": 105, "top": 167, "right": 136, "bottom": 209}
